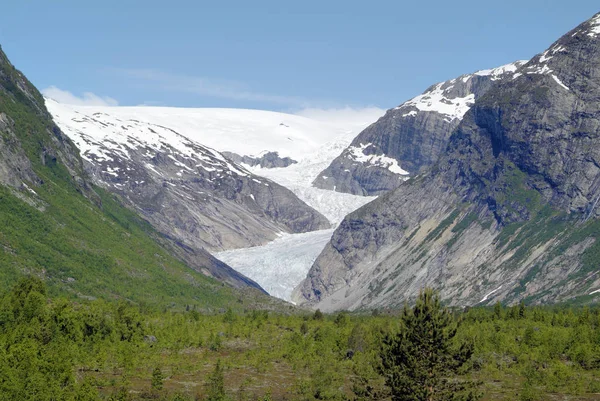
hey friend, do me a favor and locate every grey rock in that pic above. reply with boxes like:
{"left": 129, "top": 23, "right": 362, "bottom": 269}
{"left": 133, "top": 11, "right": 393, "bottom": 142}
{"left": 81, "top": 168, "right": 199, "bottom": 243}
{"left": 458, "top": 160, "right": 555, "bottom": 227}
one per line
{"left": 295, "top": 12, "right": 600, "bottom": 311}
{"left": 222, "top": 151, "right": 297, "bottom": 168}
{"left": 314, "top": 61, "right": 527, "bottom": 196}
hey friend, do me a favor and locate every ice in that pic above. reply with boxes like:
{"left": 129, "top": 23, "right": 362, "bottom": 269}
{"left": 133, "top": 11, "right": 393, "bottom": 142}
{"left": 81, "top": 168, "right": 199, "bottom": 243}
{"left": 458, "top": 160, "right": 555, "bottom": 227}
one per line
{"left": 216, "top": 229, "right": 335, "bottom": 301}
{"left": 46, "top": 97, "right": 382, "bottom": 301}
{"left": 248, "top": 131, "right": 377, "bottom": 225}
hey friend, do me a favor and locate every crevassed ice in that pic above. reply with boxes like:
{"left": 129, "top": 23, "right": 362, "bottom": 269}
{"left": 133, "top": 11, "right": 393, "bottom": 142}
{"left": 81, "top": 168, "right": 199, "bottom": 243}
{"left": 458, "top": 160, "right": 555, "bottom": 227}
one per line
{"left": 216, "top": 229, "right": 336, "bottom": 301}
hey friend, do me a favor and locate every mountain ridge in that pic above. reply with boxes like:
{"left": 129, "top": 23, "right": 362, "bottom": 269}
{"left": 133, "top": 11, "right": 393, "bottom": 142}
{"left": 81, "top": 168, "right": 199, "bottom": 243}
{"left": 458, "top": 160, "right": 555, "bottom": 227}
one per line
{"left": 294, "top": 11, "right": 600, "bottom": 311}
{"left": 0, "top": 45, "right": 275, "bottom": 306}
{"left": 313, "top": 60, "right": 527, "bottom": 196}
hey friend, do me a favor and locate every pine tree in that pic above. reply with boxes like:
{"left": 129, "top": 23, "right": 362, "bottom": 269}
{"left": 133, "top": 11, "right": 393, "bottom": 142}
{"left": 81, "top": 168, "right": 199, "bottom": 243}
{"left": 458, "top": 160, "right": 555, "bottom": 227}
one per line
{"left": 205, "top": 360, "right": 226, "bottom": 401}
{"left": 151, "top": 366, "right": 164, "bottom": 391}
{"left": 379, "top": 289, "right": 480, "bottom": 401}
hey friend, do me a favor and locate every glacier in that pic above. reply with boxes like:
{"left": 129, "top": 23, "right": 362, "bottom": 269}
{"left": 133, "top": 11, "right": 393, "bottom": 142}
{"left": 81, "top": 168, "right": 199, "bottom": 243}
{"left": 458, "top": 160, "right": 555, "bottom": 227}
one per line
{"left": 45, "top": 98, "right": 382, "bottom": 301}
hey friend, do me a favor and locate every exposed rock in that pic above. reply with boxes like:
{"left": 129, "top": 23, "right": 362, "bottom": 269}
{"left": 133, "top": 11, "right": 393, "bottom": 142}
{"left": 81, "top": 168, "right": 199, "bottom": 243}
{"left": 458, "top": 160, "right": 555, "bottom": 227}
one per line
{"left": 222, "top": 151, "right": 297, "bottom": 169}
{"left": 313, "top": 61, "right": 527, "bottom": 195}
{"left": 47, "top": 102, "right": 331, "bottom": 254}
{"left": 295, "top": 12, "right": 600, "bottom": 311}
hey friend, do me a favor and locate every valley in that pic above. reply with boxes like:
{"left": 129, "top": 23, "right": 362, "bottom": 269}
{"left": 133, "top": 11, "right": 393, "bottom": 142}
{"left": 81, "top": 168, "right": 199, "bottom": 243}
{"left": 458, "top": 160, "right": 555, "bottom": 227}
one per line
{"left": 2, "top": 6, "right": 600, "bottom": 401}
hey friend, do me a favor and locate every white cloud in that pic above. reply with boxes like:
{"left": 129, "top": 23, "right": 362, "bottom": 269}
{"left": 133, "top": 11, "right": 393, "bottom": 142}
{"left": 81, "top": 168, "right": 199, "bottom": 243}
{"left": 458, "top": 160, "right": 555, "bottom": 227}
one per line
{"left": 294, "top": 106, "right": 385, "bottom": 128}
{"left": 42, "top": 86, "right": 119, "bottom": 106}
{"left": 117, "top": 68, "right": 308, "bottom": 107}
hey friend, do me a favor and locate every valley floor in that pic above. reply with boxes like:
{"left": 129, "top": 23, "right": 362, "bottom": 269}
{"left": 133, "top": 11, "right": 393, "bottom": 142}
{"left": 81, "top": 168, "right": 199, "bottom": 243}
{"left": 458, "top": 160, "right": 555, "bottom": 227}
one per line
{"left": 5, "top": 278, "right": 600, "bottom": 401}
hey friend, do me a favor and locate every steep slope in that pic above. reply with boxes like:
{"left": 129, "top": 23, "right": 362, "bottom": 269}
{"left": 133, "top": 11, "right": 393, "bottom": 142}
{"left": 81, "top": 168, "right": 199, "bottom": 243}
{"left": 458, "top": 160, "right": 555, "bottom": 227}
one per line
{"left": 0, "top": 45, "right": 270, "bottom": 307}
{"left": 295, "top": 12, "right": 600, "bottom": 311}
{"left": 314, "top": 61, "right": 527, "bottom": 195}
{"left": 47, "top": 101, "right": 330, "bottom": 252}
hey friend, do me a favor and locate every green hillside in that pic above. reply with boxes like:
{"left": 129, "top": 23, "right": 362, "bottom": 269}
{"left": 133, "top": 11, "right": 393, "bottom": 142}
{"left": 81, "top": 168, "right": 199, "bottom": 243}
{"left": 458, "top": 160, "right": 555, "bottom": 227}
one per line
{"left": 0, "top": 46, "right": 272, "bottom": 310}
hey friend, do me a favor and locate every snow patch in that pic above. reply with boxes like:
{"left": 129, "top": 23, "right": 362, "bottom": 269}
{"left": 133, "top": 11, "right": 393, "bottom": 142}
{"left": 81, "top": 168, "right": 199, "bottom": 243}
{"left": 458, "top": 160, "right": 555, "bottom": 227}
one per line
{"left": 587, "top": 14, "right": 600, "bottom": 37}
{"left": 480, "top": 285, "right": 503, "bottom": 303}
{"left": 346, "top": 143, "right": 409, "bottom": 176}
{"left": 400, "top": 83, "right": 475, "bottom": 121}
{"left": 551, "top": 75, "right": 570, "bottom": 90}
{"left": 474, "top": 60, "right": 527, "bottom": 80}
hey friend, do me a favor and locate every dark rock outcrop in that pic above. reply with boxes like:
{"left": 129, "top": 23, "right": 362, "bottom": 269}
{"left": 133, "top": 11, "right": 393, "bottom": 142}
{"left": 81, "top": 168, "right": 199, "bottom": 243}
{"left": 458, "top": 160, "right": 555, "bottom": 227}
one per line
{"left": 222, "top": 151, "right": 297, "bottom": 169}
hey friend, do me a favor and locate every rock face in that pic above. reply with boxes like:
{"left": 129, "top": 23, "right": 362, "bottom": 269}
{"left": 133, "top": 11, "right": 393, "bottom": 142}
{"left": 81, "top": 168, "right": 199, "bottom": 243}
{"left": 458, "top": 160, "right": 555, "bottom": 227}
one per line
{"left": 47, "top": 102, "right": 330, "bottom": 254}
{"left": 0, "top": 48, "right": 89, "bottom": 194}
{"left": 294, "top": 12, "right": 600, "bottom": 311}
{"left": 222, "top": 151, "right": 297, "bottom": 169}
{"left": 313, "top": 61, "right": 527, "bottom": 195}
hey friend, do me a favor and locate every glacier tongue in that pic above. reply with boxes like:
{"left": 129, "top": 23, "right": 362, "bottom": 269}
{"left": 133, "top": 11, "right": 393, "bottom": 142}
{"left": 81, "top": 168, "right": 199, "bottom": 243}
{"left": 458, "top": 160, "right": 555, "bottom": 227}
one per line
{"left": 217, "top": 126, "right": 378, "bottom": 301}
{"left": 216, "top": 229, "right": 335, "bottom": 301}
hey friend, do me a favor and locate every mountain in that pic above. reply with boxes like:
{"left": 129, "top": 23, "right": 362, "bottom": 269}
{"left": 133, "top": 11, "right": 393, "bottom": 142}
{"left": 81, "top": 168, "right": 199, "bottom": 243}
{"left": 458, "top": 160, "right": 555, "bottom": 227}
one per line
{"left": 0, "top": 45, "right": 274, "bottom": 307}
{"left": 294, "top": 12, "right": 600, "bottom": 311}
{"left": 46, "top": 101, "right": 331, "bottom": 253}
{"left": 313, "top": 61, "right": 527, "bottom": 195}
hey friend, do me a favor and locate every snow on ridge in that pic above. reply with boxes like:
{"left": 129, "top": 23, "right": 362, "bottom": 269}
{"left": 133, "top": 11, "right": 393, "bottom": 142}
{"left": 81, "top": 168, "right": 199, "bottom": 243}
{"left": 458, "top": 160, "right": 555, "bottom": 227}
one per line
{"left": 47, "top": 102, "right": 373, "bottom": 161}
{"left": 346, "top": 143, "right": 410, "bottom": 176}
{"left": 46, "top": 99, "right": 252, "bottom": 180}
{"left": 474, "top": 60, "right": 528, "bottom": 80}
{"left": 393, "top": 61, "right": 527, "bottom": 122}
{"left": 587, "top": 14, "right": 600, "bottom": 37}
{"left": 399, "top": 83, "right": 475, "bottom": 122}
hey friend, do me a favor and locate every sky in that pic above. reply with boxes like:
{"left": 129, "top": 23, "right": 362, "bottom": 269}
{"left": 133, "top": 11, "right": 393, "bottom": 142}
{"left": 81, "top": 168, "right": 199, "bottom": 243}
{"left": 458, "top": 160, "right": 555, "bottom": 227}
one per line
{"left": 0, "top": 1, "right": 598, "bottom": 114}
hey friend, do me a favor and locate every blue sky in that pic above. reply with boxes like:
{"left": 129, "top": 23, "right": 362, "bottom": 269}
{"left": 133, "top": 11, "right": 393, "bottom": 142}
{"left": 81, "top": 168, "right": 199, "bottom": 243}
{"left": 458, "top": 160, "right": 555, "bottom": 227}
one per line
{"left": 0, "top": 1, "right": 598, "bottom": 112}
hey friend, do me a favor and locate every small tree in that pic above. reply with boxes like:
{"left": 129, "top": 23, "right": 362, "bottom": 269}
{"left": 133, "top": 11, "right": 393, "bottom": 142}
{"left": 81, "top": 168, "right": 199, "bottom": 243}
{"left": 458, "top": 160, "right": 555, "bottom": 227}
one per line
{"left": 205, "top": 360, "right": 226, "bottom": 401}
{"left": 379, "top": 289, "right": 480, "bottom": 401}
{"left": 151, "top": 366, "right": 164, "bottom": 391}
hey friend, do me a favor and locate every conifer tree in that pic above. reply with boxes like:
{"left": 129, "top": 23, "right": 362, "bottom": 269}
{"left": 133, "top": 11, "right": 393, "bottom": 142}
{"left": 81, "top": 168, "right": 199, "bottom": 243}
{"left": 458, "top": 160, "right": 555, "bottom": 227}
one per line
{"left": 206, "top": 360, "right": 226, "bottom": 401}
{"left": 379, "top": 289, "right": 480, "bottom": 401}
{"left": 151, "top": 366, "right": 164, "bottom": 391}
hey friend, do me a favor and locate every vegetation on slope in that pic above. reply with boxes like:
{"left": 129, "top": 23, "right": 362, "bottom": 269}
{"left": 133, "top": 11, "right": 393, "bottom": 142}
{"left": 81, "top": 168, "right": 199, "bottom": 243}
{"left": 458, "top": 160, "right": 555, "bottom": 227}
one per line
{"left": 0, "top": 45, "right": 275, "bottom": 309}
{"left": 3, "top": 279, "right": 600, "bottom": 400}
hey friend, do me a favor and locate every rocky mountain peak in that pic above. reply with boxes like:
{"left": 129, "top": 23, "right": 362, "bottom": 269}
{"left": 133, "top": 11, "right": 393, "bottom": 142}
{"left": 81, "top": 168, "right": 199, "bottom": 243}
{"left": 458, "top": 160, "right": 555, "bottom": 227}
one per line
{"left": 295, "top": 11, "right": 600, "bottom": 311}
{"left": 313, "top": 60, "right": 527, "bottom": 196}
